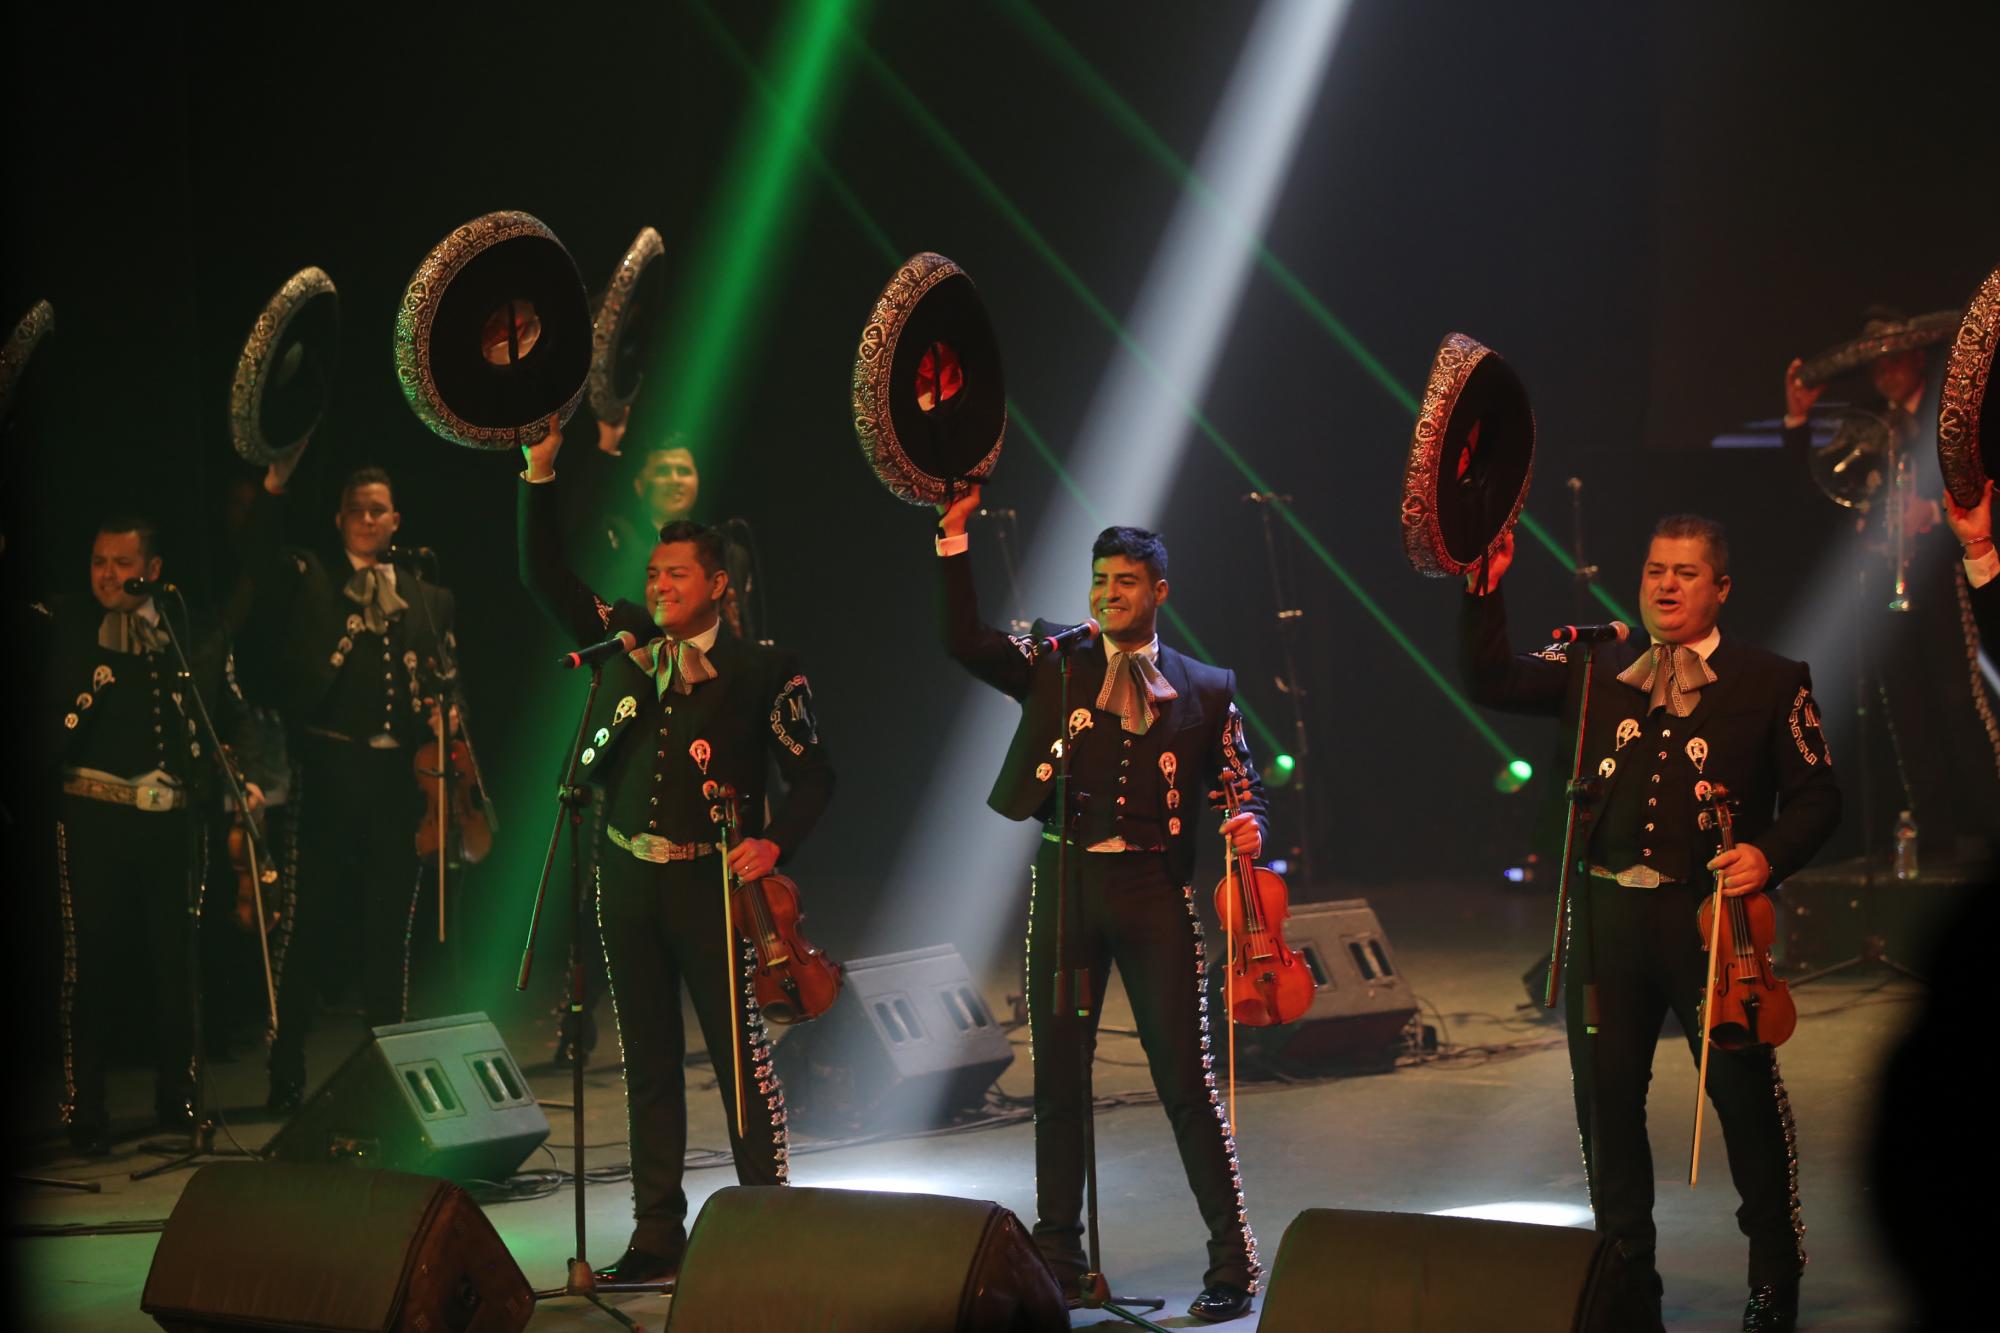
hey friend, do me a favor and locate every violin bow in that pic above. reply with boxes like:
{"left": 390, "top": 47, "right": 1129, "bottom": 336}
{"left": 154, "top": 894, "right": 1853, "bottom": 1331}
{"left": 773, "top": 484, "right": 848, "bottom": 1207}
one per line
{"left": 715, "top": 787, "right": 748, "bottom": 1140}
{"left": 1689, "top": 787, "right": 1733, "bottom": 1187}
{"left": 1221, "top": 773, "right": 1240, "bottom": 1139}
{"left": 435, "top": 705, "right": 448, "bottom": 943}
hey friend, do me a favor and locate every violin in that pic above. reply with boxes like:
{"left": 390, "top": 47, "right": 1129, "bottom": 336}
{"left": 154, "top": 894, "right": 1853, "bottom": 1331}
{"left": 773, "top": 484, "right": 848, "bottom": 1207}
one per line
{"left": 227, "top": 803, "right": 280, "bottom": 936}
{"left": 414, "top": 733, "right": 493, "bottom": 866}
{"left": 1690, "top": 783, "right": 1797, "bottom": 1186}
{"left": 1212, "top": 772, "right": 1314, "bottom": 1028}
{"left": 717, "top": 783, "right": 841, "bottom": 1025}
{"left": 1693, "top": 785, "right": 1797, "bottom": 1052}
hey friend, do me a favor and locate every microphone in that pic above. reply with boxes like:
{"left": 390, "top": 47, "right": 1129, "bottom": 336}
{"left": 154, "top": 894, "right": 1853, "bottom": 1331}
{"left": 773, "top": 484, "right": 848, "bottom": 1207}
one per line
{"left": 1549, "top": 621, "right": 1630, "bottom": 644}
{"left": 558, "top": 600, "right": 660, "bottom": 669}
{"left": 1035, "top": 617, "right": 1101, "bottom": 657}
{"left": 386, "top": 544, "right": 434, "bottom": 565}
{"left": 123, "top": 577, "right": 178, "bottom": 596}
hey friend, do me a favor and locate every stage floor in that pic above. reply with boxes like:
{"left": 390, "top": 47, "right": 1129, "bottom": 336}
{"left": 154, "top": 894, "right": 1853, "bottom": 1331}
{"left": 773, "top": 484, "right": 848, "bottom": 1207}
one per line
{"left": 14, "top": 878, "right": 1920, "bottom": 1330}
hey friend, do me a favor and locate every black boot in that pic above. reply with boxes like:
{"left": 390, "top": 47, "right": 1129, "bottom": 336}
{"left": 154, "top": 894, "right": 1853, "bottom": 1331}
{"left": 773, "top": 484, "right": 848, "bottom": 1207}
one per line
{"left": 1743, "top": 1277, "right": 1799, "bottom": 1332}
{"left": 1188, "top": 1281, "right": 1253, "bottom": 1323}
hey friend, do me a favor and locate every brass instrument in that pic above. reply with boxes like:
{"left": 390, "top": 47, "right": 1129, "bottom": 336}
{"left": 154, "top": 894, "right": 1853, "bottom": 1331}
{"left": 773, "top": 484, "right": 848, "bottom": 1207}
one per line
{"left": 1807, "top": 408, "right": 1914, "bottom": 612}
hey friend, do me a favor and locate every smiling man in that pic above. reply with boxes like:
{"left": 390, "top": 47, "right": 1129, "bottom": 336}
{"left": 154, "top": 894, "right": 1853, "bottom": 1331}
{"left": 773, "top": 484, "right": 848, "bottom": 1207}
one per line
{"left": 1459, "top": 515, "right": 1841, "bottom": 1333}
{"left": 934, "top": 484, "right": 1268, "bottom": 1324}
{"left": 518, "top": 416, "right": 832, "bottom": 1286}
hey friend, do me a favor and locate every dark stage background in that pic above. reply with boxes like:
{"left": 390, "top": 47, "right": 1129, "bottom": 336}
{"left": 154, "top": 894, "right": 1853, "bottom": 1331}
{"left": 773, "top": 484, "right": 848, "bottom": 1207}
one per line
{"left": 5, "top": 3, "right": 1995, "bottom": 1062}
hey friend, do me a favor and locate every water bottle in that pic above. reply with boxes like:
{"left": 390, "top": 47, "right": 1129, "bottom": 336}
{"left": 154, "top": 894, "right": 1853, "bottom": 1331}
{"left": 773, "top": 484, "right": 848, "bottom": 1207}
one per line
{"left": 1892, "top": 810, "right": 1919, "bottom": 882}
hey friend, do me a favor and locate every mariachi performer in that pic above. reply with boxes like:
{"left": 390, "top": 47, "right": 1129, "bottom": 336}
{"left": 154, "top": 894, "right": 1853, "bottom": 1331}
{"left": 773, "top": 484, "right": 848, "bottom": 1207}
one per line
{"left": 855, "top": 253, "right": 1265, "bottom": 1323}
{"left": 47, "top": 514, "right": 262, "bottom": 1152}
{"left": 518, "top": 409, "right": 833, "bottom": 1281}
{"left": 245, "top": 266, "right": 459, "bottom": 1112}
{"left": 1406, "top": 334, "right": 1841, "bottom": 1332}
{"left": 1782, "top": 303, "right": 2000, "bottom": 857}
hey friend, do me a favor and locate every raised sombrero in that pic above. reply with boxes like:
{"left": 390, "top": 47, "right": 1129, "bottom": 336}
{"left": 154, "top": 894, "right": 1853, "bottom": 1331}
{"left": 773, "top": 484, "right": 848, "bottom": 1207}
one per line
{"left": 587, "top": 225, "right": 666, "bottom": 426}
{"left": 1794, "top": 308, "right": 1959, "bottom": 388}
{"left": 0, "top": 299, "right": 55, "bottom": 424}
{"left": 852, "top": 252, "right": 1006, "bottom": 506}
{"left": 229, "top": 267, "right": 340, "bottom": 462}
{"left": 1938, "top": 264, "right": 2000, "bottom": 508}
{"left": 1400, "top": 332, "right": 1535, "bottom": 578}
{"left": 394, "top": 210, "right": 591, "bottom": 449}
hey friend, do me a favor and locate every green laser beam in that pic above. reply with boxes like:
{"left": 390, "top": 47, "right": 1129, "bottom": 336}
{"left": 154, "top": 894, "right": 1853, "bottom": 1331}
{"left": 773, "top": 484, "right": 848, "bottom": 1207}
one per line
{"left": 997, "top": 0, "right": 1635, "bottom": 627}
{"left": 693, "top": 4, "right": 1287, "bottom": 754}
{"left": 654, "top": 0, "right": 861, "bottom": 446}
{"left": 843, "top": 29, "right": 1520, "bottom": 761}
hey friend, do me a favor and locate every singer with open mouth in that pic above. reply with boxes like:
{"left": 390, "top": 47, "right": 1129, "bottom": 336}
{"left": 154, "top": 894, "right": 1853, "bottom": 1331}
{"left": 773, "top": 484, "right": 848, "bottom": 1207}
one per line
{"left": 517, "top": 415, "right": 833, "bottom": 1288}
{"left": 1458, "top": 515, "right": 1841, "bottom": 1333}
{"left": 933, "top": 482, "right": 1268, "bottom": 1324}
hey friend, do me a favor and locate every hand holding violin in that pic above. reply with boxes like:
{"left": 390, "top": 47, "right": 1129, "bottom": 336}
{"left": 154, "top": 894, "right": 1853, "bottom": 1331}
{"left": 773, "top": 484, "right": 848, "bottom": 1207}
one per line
{"left": 1706, "top": 841, "right": 1770, "bottom": 897}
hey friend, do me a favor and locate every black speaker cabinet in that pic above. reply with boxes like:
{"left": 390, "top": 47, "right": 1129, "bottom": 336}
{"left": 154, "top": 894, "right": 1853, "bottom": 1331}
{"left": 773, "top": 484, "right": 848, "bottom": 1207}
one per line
{"left": 1257, "top": 1209, "right": 1645, "bottom": 1332}
{"left": 665, "top": 1186, "right": 1067, "bottom": 1332}
{"left": 772, "top": 944, "right": 1013, "bottom": 1130}
{"left": 1234, "top": 898, "right": 1418, "bottom": 1069}
{"left": 265, "top": 1012, "right": 549, "bottom": 1184}
{"left": 140, "top": 1162, "right": 532, "bottom": 1332}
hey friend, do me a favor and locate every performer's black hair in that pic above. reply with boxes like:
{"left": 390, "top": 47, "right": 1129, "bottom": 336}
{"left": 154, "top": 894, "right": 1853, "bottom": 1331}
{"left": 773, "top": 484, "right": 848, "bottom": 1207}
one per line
{"left": 658, "top": 518, "right": 728, "bottom": 578}
{"left": 1650, "top": 513, "right": 1729, "bottom": 579}
{"left": 339, "top": 465, "right": 395, "bottom": 507}
{"left": 1092, "top": 525, "right": 1169, "bottom": 583}
{"left": 96, "top": 513, "right": 160, "bottom": 560}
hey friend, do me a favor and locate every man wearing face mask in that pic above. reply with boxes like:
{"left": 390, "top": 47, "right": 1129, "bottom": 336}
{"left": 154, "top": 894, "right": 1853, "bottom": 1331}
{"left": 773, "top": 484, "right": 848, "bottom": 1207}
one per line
{"left": 933, "top": 484, "right": 1269, "bottom": 1325}
{"left": 48, "top": 516, "right": 260, "bottom": 1153}
{"left": 1460, "top": 517, "right": 1841, "bottom": 1333}
{"left": 255, "top": 444, "right": 458, "bottom": 1114}
{"left": 518, "top": 415, "right": 833, "bottom": 1286}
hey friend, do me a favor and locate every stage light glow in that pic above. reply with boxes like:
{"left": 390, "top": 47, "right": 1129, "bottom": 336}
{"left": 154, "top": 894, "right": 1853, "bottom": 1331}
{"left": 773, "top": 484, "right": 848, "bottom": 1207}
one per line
{"left": 1275, "top": 753, "right": 1296, "bottom": 772}
{"left": 653, "top": 0, "right": 861, "bottom": 447}
{"left": 1432, "top": 1201, "right": 1594, "bottom": 1228}
{"left": 1502, "top": 866, "right": 1528, "bottom": 883}
{"left": 1267, "top": 858, "right": 1290, "bottom": 875}
{"left": 997, "top": 0, "right": 1637, "bottom": 627}
{"left": 1494, "top": 757, "right": 1534, "bottom": 793}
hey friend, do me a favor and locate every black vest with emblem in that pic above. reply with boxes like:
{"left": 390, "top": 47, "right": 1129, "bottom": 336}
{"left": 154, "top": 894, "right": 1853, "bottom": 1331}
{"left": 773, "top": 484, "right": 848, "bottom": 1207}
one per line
{"left": 584, "top": 635, "right": 800, "bottom": 846}
{"left": 1588, "top": 708, "right": 1703, "bottom": 882}
{"left": 1066, "top": 700, "right": 1170, "bottom": 848}
{"left": 48, "top": 602, "right": 228, "bottom": 797}
{"left": 274, "top": 553, "right": 452, "bottom": 747}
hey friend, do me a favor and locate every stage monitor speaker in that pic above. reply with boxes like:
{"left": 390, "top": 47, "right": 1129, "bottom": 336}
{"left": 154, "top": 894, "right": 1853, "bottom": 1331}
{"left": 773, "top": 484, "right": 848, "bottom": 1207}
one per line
{"left": 665, "top": 1185, "right": 1066, "bottom": 1333}
{"left": 1257, "top": 1208, "right": 1646, "bottom": 1332}
{"left": 265, "top": 1011, "right": 549, "bottom": 1184}
{"left": 772, "top": 944, "right": 1013, "bottom": 1130}
{"left": 1235, "top": 898, "right": 1418, "bottom": 1069}
{"left": 140, "top": 1162, "right": 532, "bottom": 1332}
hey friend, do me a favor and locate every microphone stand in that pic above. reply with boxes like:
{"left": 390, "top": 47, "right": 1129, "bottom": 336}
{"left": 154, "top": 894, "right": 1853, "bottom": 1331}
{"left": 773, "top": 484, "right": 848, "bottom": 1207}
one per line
{"left": 1567, "top": 477, "right": 1600, "bottom": 622}
{"left": 1244, "top": 492, "right": 1314, "bottom": 885}
{"left": 1048, "top": 649, "right": 1168, "bottom": 1331}
{"left": 514, "top": 660, "right": 670, "bottom": 1322}
{"left": 132, "top": 591, "right": 270, "bottom": 1180}
{"left": 973, "top": 505, "right": 1031, "bottom": 633}
{"left": 1540, "top": 636, "right": 1603, "bottom": 1200}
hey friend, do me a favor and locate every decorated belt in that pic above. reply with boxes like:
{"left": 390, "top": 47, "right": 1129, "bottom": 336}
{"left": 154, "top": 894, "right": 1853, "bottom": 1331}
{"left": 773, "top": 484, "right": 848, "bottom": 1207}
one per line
{"left": 1589, "top": 864, "right": 1676, "bottom": 889}
{"left": 608, "top": 826, "right": 718, "bottom": 864}
{"left": 1041, "top": 828, "right": 1164, "bottom": 854}
{"left": 60, "top": 769, "right": 184, "bottom": 813}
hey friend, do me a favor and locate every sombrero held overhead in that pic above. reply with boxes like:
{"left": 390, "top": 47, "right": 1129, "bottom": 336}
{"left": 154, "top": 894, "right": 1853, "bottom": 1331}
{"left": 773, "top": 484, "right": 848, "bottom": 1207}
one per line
{"left": 0, "top": 299, "right": 54, "bottom": 425}
{"left": 852, "top": 252, "right": 1006, "bottom": 506}
{"left": 229, "top": 267, "right": 340, "bottom": 463}
{"left": 587, "top": 225, "right": 666, "bottom": 426}
{"left": 1793, "top": 307, "right": 1960, "bottom": 388}
{"left": 1938, "top": 263, "right": 2000, "bottom": 509}
{"left": 1400, "top": 332, "right": 1535, "bottom": 578}
{"left": 394, "top": 210, "right": 591, "bottom": 450}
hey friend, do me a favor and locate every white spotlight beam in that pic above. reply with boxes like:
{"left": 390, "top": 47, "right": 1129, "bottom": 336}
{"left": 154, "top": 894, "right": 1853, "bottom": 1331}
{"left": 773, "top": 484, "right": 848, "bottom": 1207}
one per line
{"left": 882, "top": 0, "right": 1350, "bottom": 986}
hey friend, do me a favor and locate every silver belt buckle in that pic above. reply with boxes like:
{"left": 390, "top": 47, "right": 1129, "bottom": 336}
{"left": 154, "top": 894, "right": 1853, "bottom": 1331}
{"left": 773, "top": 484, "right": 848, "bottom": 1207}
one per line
{"left": 367, "top": 732, "right": 401, "bottom": 750}
{"left": 1617, "top": 865, "right": 1663, "bottom": 889}
{"left": 136, "top": 784, "right": 170, "bottom": 812}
